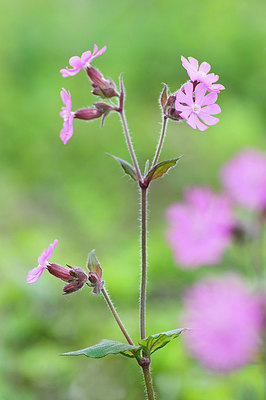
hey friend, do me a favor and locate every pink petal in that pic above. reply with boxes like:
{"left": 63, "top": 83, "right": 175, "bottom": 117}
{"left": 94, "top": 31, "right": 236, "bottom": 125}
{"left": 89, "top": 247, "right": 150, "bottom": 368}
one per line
{"left": 186, "top": 113, "right": 197, "bottom": 129}
{"left": 195, "top": 84, "right": 208, "bottom": 106}
{"left": 200, "top": 92, "right": 218, "bottom": 106}
{"left": 93, "top": 45, "right": 107, "bottom": 59}
{"left": 199, "top": 61, "right": 211, "bottom": 74}
{"left": 204, "top": 73, "right": 219, "bottom": 85}
{"left": 208, "top": 83, "right": 225, "bottom": 93}
{"left": 176, "top": 90, "right": 189, "bottom": 104}
{"left": 27, "top": 265, "right": 45, "bottom": 284}
{"left": 60, "top": 68, "right": 78, "bottom": 77}
{"left": 202, "top": 104, "right": 221, "bottom": 115}
{"left": 181, "top": 56, "right": 191, "bottom": 71}
{"left": 175, "top": 102, "right": 191, "bottom": 112}
{"left": 69, "top": 56, "right": 84, "bottom": 69}
{"left": 38, "top": 240, "right": 58, "bottom": 266}
{"left": 182, "top": 82, "right": 194, "bottom": 106}
{"left": 60, "top": 89, "right": 71, "bottom": 107}
{"left": 194, "top": 115, "right": 208, "bottom": 131}
{"left": 81, "top": 50, "right": 92, "bottom": 63}
{"left": 92, "top": 44, "right": 98, "bottom": 55}
{"left": 199, "top": 113, "right": 220, "bottom": 126}
{"left": 188, "top": 57, "right": 199, "bottom": 70}
{"left": 180, "top": 109, "right": 192, "bottom": 120}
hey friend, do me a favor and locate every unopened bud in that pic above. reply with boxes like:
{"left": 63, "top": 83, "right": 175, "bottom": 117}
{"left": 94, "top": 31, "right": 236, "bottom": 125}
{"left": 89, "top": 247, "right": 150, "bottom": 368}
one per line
{"left": 164, "top": 94, "right": 183, "bottom": 121}
{"left": 62, "top": 266, "right": 88, "bottom": 295}
{"left": 86, "top": 66, "right": 119, "bottom": 98}
{"left": 47, "top": 263, "right": 72, "bottom": 282}
{"left": 74, "top": 108, "right": 102, "bottom": 121}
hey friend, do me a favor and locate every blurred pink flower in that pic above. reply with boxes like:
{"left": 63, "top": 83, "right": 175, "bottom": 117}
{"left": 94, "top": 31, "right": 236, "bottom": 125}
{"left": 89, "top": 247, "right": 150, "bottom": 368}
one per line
{"left": 60, "top": 45, "right": 107, "bottom": 77}
{"left": 221, "top": 149, "right": 266, "bottom": 211}
{"left": 27, "top": 240, "right": 58, "bottom": 284}
{"left": 175, "top": 82, "right": 221, "bottom": 131}
{"left": 183, "top": 275, "right": 263, "bottom": 372}
{"left": 181, "top": 56, "right": 225, "bottom": 93}
{"left": 59, "top": 88, "right": 74, "bottom": 144}
{"left": 166, "top": 187, "right": 234, "bottom": 267}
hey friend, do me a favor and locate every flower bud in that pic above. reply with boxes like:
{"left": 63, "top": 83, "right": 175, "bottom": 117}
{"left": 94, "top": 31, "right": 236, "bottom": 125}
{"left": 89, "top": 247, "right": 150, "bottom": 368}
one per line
{"left": 86, "top": 66, "right": 119, "bottom": 98}
{"left": 74, "top": 108, "right": 103, "bottom": 121}
{"left": 165, "top": 95, "right": 183, "bottom": 121}
{"left": 47, "top": 263, "right": 73, "bottom": 282}
{"left": 63, "top": 266, "right": 88, "bottom": 295}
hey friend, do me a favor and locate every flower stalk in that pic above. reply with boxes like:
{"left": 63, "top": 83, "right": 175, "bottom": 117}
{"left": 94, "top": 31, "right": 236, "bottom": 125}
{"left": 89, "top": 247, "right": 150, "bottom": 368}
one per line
{"left": 101, "top": 286, "right": 134, "bottom": 346}
{"left": 152, "top": 116, "right": 168, "bottom": 167}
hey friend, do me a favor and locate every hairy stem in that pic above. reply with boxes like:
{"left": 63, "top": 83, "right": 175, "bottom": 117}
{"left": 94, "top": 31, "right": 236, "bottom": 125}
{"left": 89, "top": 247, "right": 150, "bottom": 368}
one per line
{"left": 152, "top": 116, "right": 168, "bottom": 167}
{"left": 142, "top": 364, "right": 156, "bottom": 400}
{"left": 119, "top": 110, "right": 142, "bottom": 181}
{"left": 101, "top": 287, "right": 134, "bottom": 345}
{"left": 140, "top": 186, "right": 148, "bottom": 339}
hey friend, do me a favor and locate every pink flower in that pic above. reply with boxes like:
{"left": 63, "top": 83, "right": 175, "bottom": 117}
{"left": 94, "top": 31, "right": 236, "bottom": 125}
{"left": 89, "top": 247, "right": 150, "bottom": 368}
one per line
{"left": 175, "top": 82, "right": 221, "bottom": 131}
{"left": 166, "top": 187, "right": 234, "bottom": 268}
{"left": 60, "top": 45, "right": 107, "bottom": 77}
{"left": 183, "top": 275, "right": 263, "bottom": 372}
{"left": 181, "top": 56, "right": 225, "bottom": 93}
{"left": 27, "top": 240, "right": 58, "bottom": 284}
{"left": 221, "top": 149, "right": 266, "bottom": 211}
{"left": 59, "top": 88, "right": 74, "bottom": 145}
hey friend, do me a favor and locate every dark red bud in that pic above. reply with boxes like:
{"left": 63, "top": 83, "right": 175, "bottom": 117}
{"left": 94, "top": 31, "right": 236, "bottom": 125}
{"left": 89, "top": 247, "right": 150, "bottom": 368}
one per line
{"left": 47, "top": 264, "right": 72, "bottom": 282}
{"left": 74, "top": 108, "right": 102, "bottom": 120}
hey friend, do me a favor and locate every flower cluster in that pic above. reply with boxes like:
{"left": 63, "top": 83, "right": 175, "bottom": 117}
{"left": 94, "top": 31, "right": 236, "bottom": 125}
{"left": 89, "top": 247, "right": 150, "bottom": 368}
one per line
{"left": 166, "top": 148, "right": 266, "bottom": 268}
{"left": 59, "top": 44, "right": 118, "bottom": 145}
{"left": 27, "top": 241, "right": 90, "bottom": 295}
{"left": 174, "top": 56, "right": 225, "bottom": 131}
{"left": 182, "top": 275, "right": 263, "bottom": 372}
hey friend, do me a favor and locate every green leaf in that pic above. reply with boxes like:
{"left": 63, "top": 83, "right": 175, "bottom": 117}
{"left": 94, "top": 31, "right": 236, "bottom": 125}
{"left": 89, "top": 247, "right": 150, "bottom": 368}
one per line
{"left": 144, "top": 156, "right": 183, "bottom": 186}
{"left": 62, "top": 339, "right": 141, "bottom": 359}
{"left": 138, "top": 328, "right": 185, "bottom": 355}
{"left": 106, "top": 153, "right": 137, "bottom": 181}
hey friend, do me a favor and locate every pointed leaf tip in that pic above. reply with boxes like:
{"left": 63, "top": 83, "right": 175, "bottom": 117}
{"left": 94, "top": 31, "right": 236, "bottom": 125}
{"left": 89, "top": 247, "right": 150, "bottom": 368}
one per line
{"left": 144, "top": 156, "right": 183, "bottom": 186}
{"left": 62, "top": 339, "right": 141, "bottom": 359}
{"left": 138, "top": 328, "right": 186, "bottom": 355}
{"left": 106, "top": 153, "right": 137, "bottom": 181}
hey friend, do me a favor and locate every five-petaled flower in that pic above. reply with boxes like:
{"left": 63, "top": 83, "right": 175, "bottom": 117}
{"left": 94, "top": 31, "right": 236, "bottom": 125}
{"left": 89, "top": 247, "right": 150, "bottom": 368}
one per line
{"left": 175, "top": 82, "right": 221, "bottom": 131}
{"left": 27, "top": 240, "right": 58, "bottom": 284}
{"left": 183, "top": 275, "right": 263, "bottom": 372}
{"left": 166, "top": 187, "right": 234, "bottom": 267}
{"left": 59, "top": 88, "right": 74, "bottom": 144}
{"left": 220, "top": 148, "right": 266, "bottom": 211}
{"left": 181, "top": 56, "right": 225, "bottom": 93}
{"left": 60, "top": 45, "right": 107, "bottom": 78}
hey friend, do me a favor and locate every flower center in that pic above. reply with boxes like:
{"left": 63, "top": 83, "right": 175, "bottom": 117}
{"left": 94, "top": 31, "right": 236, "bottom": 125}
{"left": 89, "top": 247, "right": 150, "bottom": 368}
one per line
{"left": 192, "top": 103, "right": 201, "bottom": 114}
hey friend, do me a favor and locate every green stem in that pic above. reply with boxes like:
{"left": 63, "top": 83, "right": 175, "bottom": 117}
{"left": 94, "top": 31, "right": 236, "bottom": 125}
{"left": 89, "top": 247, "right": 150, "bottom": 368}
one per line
{"left": 142, "top": 364, "right": 156, "bottom": 400}
{"left": 152, "top": 116, "right": 168, "bottom": 167}
{"left": 119, "top": 110, "right": 142, "bottom": 181}
{"left": 140, "top": 186, "right": 148, "bottom": 340}
{"left": 101, "top": 287, "right": 134, "bottom": 345}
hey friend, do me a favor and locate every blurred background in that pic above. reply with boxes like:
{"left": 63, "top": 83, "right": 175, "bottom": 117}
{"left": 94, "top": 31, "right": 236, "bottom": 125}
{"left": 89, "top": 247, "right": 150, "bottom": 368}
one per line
{"left": 0, "top": 0, "right": 265, "bottom": 399}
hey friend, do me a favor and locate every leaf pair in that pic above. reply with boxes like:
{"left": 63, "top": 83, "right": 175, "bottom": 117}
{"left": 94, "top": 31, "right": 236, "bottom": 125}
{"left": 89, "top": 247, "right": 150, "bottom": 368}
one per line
{"left": 107, "top": 154, "right": 183, "bottom": 186}
{"left": 62, "top": 328, "right": 185, "bottom": 360}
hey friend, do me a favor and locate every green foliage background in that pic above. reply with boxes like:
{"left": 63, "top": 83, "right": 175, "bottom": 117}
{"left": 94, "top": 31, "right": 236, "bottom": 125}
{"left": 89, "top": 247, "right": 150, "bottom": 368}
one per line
{"left": 0, "top": 0, "right": 265, "bottom": 399}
